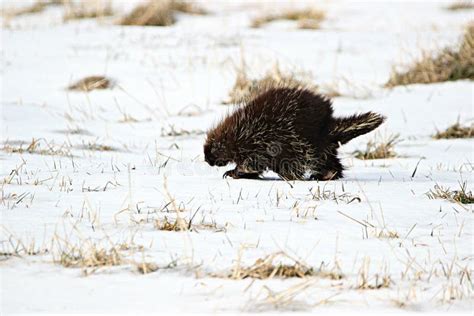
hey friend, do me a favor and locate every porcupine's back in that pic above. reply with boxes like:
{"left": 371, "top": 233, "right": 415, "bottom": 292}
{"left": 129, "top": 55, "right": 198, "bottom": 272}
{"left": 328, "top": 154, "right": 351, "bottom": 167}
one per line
{"left": 230, "top": 86, "right": 334, "bottom": 153}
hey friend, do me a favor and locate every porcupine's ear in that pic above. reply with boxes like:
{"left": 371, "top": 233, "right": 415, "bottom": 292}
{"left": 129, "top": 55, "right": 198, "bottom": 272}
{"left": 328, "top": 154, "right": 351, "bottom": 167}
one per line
{"left": 329, "top": 112, "right": 386, "bottom": 145}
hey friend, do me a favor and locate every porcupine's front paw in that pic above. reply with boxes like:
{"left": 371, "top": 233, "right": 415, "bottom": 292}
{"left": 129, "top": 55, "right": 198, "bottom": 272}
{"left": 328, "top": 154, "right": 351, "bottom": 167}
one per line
{"left": 223, "top": 169, "right": 239, "bottom": 179}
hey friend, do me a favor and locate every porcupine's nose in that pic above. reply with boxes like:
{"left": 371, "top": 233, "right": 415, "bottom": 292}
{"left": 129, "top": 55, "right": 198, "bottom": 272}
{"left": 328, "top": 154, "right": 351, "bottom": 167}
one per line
{"left": 205, "top": 155, "right": 215, "bottom": 166}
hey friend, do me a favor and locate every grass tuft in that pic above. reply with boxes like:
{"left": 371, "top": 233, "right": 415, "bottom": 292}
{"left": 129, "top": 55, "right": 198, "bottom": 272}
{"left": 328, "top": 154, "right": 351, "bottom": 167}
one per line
{"left": 57, "top": 243, "right": 122, "bottom": 269}
{"left": 225, "top": 63, "right": 318, "bottom": 104}
{"left": 154, "top": 216, "right": 188, "bottom": 231}
{"left": 433, "top": 122, "right": 473, "bottom": 139}
{"left": 63, "top": 1, "right": 114, "bottom": 21}
{"left": 2, "top": 138, "right": 71, "bottom": 156}
{"left": 120, "top": 0, "right": 206, "bottom": 27}
{"left": 357, "top": 258, "right": 392, "bottom": 290}
{"left": 427, "top": 182, "right": 473, "bottom": 204}
{"left": 446, "top": 1, "right": 474, "bottom": 11}
{"left": 68, "top": 75, "right": 112, "bottom": 92}
{"left": 79, "top": 141, "right": 117, "bottom": 152}
{"left": 230, "top": 252, "right": 314, "bottom": 279}
{"left": 2, "top": 0, "right": 64, "bottom": 18}
{"left": 252, "top": 8, "right": 325, "bottom": 29}
{"left": 353, "top": 134, "right": 399, "bottom": 160}
{"left": 171, "top": 0, "right": 207, "bottom": 15}
{"left": 154, "top": 216, "right": 226, "bottom": 232}
{"left": 385, "top": 23, "right": 474, "bottom": 87}
{"left": 136, "top": 261, "right": 160, "bottom": 274}
{"left": 161, "top": 125, "right": 205, "bottom": 137}
{"left": 218, "top": 252, "right": 343, "bottom": 280}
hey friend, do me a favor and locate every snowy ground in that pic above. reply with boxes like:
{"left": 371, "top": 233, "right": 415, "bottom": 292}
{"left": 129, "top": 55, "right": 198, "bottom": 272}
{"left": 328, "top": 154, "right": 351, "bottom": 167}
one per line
{"left": 1, "top": 0, "right": 473, "bottom": 314}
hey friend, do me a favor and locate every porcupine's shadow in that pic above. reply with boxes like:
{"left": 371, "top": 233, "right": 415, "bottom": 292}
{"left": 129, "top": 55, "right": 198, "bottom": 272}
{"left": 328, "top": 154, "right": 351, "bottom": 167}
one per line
{"left": 229, "top": 172, "right": 391, "bottom": 182}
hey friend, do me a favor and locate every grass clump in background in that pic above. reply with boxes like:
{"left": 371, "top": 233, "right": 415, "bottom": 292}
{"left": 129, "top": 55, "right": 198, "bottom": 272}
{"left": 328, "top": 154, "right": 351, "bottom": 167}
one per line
{"left": 68, "top": 75, "right": 112, "bottom": 92}
{"left": 78, "top": 141, "right": 117, "bottom": 152}
{"left": 433, "top": 121, "right": 473, "bottom": 139}
{"left": 63, "top": 0, "right": 114, "bottom": 21}
{"left": 154, "top": 216, "right": 225, "bottom": 233}
{"left": 1, "top": 0, "right": 64, "bottom": 18}
{"left": 218, "top": 252, "right": 343, "bottom": 280}
{"left": 427, "top": 182, "right": 473, "bottom": 204}
{"left": 2, "top": 138, "right": 71, "bottom": 156}
{"left": 120, "top": 0, "right": 206, "bottom": 27}
{"left": 385, "top": 23, "right": 474, "bottom": 87}
{"left": 225, "top": 63, "right": 318, "bottom": 104}
{"left": 353, "top": 134, "right": 399, "bottom": 160}
{"left": 227, "top": 252, "right": 316, "bottom": 280}
{"left": 252, "top": 8, "right": 325, "bottom": 29}
{"left": 154, "top": 216, "right": 189, "bottom": 231}
{"left": 57, "top": 242, "right": 122, "bottom": 269}
{"left": 446, "top": 1, "right": 474, "bottom": 11}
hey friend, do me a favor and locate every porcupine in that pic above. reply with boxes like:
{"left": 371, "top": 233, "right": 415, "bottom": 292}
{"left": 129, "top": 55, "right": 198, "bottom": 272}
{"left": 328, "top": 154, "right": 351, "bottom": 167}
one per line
{"left": 204, "top": 85, "right": 385, "bottom": 180}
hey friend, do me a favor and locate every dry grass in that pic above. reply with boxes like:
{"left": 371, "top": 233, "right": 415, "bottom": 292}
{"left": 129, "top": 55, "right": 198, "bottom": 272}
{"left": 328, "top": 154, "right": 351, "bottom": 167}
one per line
{"left": 63, "top": 0, "right": 114, "bottom": 21}
{"left": 446, "top": 1, "right": 474, "bottom": 11}
{"left": 353, "top": 134, "right": 399, "bottom": 160}
{"left": 229, "top": 252, "right": 315, "bottom": 280}
{"left": 356, "top": 257, "right": 392, "bottom": 290}
{"left": 154, "top": 216, "right": 188, "bottom": 231}
{"left": 0, "top": 230, "right": 48, "bottom": 260}
{"left": 252, "top": 8, "right": 325, "bottom": 29}
{"left": 319, "top": 77, "right": 374, "bottom": 99}
{"left": 154, "top": 216, "right": 226, "bottom": 232}
{"left": 58, "top": 243, "right": 122, "bottom": 269}
{"left": 68, "top": 75, "right": 112, "bottom": 92}
{"left": 2, "top": 0, "right": 64, "bottom": 18}
{"left": 171, "top": 1, "right": 207, "bottom": 15}
{"left": 3, "top": 2, "right": 47, "bottom": 17}
{"left": 372, "top": 229, "right": 399, "bottom": 239}
{"left": 136, "top": 261, "right": 160, "bottom": 274}
{"left": 427, "top": 182, "right": 473, "bottom": 204}
{"left": 385, "top": 23, "right": 474, "bottom": 87}
{"left": 225, "top": 63, "right": 318, "bottom": 104}
{"left": 217, "top": 252, "right": 343, "bottom": 280}
{"left": 433, "top": 122, "right": 474, "bottom": 139}
{"left": 308, "top": 186, "right": 361, "bottom": 204}
{"left": 161, "top": 125, "right": 205, "bottom": 137}
{"left": 120, "top": 0, "right": 206, "bottom": 27}
{"left": 78, "top": 141, "right": 117, "bottom": 152}
{"left": 52, "top": 232, "right": 147, "bottom": 274}
{"left": 2, "top": 138, "right": 71, "bottom": 156}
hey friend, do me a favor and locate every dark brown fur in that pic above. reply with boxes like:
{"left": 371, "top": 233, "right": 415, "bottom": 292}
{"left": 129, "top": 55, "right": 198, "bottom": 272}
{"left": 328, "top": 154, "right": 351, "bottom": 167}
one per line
{"left": 204, "top": 86, "right": 385, "bottom": 180}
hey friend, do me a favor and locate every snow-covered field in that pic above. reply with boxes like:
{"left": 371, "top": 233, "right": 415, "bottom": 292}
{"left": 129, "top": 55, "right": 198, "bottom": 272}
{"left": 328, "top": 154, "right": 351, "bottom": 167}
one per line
{"left": 1, "top": 1, "right": 473, "bottom": 314}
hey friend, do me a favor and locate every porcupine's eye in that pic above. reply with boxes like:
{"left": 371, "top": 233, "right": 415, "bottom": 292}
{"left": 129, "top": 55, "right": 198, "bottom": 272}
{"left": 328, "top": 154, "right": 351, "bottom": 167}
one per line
{"left": 212, "top": 143, "right": 230, "bottom": 166}
{"left": 204, "top": 143, "right": 229, "bottom": 167}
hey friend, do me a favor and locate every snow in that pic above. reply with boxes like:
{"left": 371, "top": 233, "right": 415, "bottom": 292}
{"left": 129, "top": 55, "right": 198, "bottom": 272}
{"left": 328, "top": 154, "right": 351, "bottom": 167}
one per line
{"left": 0, "top": 0, "right": 473, "bottom": 315}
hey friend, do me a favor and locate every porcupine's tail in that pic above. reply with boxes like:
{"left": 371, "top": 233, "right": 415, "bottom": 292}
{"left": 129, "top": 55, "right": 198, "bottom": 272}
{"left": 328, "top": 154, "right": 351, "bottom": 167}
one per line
{"left": 329, "top": 112, "right": 386, "bottom": 145}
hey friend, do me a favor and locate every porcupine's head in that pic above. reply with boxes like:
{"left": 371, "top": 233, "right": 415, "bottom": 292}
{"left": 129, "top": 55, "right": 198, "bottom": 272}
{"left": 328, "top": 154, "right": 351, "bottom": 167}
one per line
{"left": 203, "top": 129, "right": 233, "bottom": 167}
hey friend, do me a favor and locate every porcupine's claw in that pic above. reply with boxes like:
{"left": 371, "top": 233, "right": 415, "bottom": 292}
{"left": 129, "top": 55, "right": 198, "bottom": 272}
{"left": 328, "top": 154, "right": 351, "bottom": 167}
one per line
{"left": 223, "top": 169, "right": 237, "bottom": 179}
